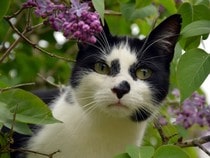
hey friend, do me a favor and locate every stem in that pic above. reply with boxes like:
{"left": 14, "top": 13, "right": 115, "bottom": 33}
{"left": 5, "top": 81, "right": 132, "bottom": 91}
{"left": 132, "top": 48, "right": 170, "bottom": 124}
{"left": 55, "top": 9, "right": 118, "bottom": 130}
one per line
{"left": 176, "top": 135, "right": 210, "bottom": 147}
{"left": 176, "top": 135, "right": 210, "bottom": 156}
{"left": 105, "top": 10, "right": 122, "bottom": 16}
{"left": 0, "top": 82, "right": 35, "bottom": 93}
{"left": 4, "top": 7, "right": 25, "bottom": 19}
{"left": 4, "top": 16, "right": 75, "bottom": 62}
{"left": 9, "top": 148, "right": 60, "bottom": 158}
{"left": 0, "top": 36, "right": 23, "bottom": 63}
{"left": 154, "top": 121, "right": 169, "bottom": 144}
{"left": 37, "top": 73, "right": 62, "bottom": 88}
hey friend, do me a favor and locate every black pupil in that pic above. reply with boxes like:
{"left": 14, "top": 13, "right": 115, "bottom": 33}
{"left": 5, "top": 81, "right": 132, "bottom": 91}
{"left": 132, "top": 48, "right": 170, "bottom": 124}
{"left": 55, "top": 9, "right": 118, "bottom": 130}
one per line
{"left": 142, "top": 69, "right": 147, "bottom": 76}
{"left": 100, "top": 64, "right": 106, "bottom": 71}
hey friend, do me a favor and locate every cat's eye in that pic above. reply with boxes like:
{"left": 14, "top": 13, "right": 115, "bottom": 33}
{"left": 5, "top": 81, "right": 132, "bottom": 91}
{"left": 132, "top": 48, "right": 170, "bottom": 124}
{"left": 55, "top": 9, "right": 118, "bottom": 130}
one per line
{"left": 94, "top": 62, "right": 110, "bottom": 75}
{"left": 136, "top": 68, "right": 152, "bottom": 80}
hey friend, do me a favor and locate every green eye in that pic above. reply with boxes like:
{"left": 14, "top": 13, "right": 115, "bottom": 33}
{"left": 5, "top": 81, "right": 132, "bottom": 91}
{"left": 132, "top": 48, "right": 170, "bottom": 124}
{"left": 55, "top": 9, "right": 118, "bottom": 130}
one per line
{"left": 136, "top": 68, "right": 152, "bottom": 80}
{"left": 94, "top": 62, "right": 110, "bottom": 75}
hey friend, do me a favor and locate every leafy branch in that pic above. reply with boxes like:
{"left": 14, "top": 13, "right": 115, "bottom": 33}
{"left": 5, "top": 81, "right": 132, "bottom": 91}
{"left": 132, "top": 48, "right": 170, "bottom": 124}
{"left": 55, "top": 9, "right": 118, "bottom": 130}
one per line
{"left": 154, "top": 121, "right": 210, "bottom": 156}
{"left": 1, "top": 7, "right": 75, "bottom": 63}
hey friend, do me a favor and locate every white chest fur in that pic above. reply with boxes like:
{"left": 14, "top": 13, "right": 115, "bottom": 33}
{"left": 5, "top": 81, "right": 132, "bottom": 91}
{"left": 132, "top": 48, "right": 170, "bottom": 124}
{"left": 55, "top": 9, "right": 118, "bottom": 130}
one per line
{"left": 27, "top": 89, "right": 147, "bottom": 158}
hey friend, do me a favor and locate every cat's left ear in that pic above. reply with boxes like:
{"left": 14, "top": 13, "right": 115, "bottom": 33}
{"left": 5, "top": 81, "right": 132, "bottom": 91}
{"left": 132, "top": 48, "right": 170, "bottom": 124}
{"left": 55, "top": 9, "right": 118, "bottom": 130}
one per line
{"left": 147, "top": 14, "right": 182, "bottom": 55}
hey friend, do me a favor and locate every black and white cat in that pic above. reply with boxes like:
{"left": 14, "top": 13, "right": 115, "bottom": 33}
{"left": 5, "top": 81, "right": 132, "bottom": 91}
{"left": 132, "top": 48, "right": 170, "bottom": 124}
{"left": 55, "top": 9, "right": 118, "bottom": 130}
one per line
{"left": 23, "top": 14, "right": 182, "bottom": 158}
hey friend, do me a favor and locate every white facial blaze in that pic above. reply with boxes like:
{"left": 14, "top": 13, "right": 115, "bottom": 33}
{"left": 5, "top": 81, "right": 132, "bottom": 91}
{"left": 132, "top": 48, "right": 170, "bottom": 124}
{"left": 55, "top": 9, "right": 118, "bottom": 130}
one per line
{"left": 106, "top": 43, "right": 137, "bottom": 73}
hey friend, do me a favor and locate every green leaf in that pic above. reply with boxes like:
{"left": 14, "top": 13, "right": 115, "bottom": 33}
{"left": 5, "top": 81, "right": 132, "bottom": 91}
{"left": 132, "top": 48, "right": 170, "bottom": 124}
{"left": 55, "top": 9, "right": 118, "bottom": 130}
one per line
{"left": 181, "top": 20, "right": 210, "bottom": 38}
{"left": 177, "top": 49, "right": 210, "bottom": 101}
{"left": 175, "top": 125, "right": 188, "bottom": 138}
{"left": 154, "top": 145, "right": 190, "bottom": 158}
{"left": 178, "top": 3, "right": 210, "bottom": 28}
{"left": 126, "top": 145, "right": 154, "bottom": 158}
{"left": 0, "top": 89, "right": 61, "bottom": 125}
{"left": 92, "top": 0, "right": 105, "bottom": 24}
{"left": 159, "top": 0, "right": 177, "bottom": 14}
{"left": 0, "top": 122, "right": 3, "bottom": 129}
{"left": 4, "top": 119, "right": 33, "bottom": 135}
{"left": 126, "top": 145, "right": 139, "bottom": 158}
{"left": 193, "top": 5, "right": 210, "bottom": 21}
{"left": 178, "top": 2, "right": 193, "bottom": 28}
{"left": 135, "top": 0, "right": 152, "bottom": 8}
{"left": 179, "top": 36, "right": 201, "bottom": 51}
{"left": 120, "top": 3, "right": 157, "bottom": 21}
{"left": 139, "top": 146, "right": 154, "bottom": 158}
{"left": 0, "top": 0, "right": 11, "bottom": 20}
{"left": 114, "top": 153, "right": 130, "bottom": 158}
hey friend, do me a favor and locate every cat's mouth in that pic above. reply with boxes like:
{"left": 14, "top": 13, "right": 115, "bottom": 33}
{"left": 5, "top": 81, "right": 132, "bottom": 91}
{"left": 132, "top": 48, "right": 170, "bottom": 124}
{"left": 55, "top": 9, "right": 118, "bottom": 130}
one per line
{"left": 108, "top": 101, "right": 128, "bottom": 109}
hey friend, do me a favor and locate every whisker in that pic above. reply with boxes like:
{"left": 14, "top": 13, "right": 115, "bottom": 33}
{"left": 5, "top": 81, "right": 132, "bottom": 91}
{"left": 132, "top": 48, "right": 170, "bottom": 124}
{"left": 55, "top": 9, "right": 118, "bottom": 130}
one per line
{"left": 143, "top": 54, "right": 169, "bottom": 61}
{"left": 78, "top": 96, "right": 94, "bottom": 100}
{"left": 138, "top": 34, "right": 179, "bottom": 60}
{"left": 72, "top": 101, "right": 97, "bottom": 132}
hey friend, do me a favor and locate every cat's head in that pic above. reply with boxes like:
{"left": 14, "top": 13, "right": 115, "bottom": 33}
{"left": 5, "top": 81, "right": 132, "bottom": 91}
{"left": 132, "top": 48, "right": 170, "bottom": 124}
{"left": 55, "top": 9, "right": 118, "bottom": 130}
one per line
{"left": 70, "top": 14, "right": 182, "bottom": 122}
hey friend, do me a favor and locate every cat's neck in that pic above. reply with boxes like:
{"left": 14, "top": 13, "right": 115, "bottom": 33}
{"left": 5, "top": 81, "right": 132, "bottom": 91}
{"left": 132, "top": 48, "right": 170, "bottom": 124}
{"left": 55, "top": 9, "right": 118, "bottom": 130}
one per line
{"left": 48, "top": 87, "right": 148, "bottom": 157}
{"left": 53, "top": 87, "right": 147, "bottom": 138}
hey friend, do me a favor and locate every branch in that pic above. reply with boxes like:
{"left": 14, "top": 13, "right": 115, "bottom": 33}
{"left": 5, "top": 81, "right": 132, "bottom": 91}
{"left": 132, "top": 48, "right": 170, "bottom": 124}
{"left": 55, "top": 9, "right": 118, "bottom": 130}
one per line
{"left": 3, "top": 7, "right": 76, "bottom": 63}
{"left": 105, "top": 10, "right": 122, "bottom": 16}
{"left": 4, "top": 16, "right": 75, "bottom": 62}
{"left": 154, "top": 121, "right": 169, "bottom": 144}
{"left": 37, "top": 73, "right": 64, "bottom": 89}
{"left": 176, "top": 135, "right": 210, "bottom": 156}
{"left": 154, "top": 119, "right": 210, "bottom": 156}
{"left": 9, "top": 148, "right": 60, "bottom": 158}
{"left": 0, "top": 82, "right": 35, "bottom": 93}
{"left": 0, "top": 32, "right": 25, "bottom": 63}
{"left": 177, "top": 135, "right": 210, "bottom": 147}
{"left": 4, "top": 7, "right": 25, "bottom": 19}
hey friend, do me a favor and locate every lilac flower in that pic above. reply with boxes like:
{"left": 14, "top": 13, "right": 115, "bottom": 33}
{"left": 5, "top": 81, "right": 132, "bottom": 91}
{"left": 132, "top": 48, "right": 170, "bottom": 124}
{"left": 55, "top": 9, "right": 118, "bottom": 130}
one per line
{"left": 169, "top": 90, "right": 210, "bottom": 129}
{"left": 23, "top": 0, "right": 102, "bottom": 43}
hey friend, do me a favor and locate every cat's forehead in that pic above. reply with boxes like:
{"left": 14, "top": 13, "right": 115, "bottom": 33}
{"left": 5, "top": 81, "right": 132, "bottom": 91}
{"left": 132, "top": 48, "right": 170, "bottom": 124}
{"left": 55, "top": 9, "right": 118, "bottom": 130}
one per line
{"left": 106, "top": 43, "right": 137, "bottom": 68}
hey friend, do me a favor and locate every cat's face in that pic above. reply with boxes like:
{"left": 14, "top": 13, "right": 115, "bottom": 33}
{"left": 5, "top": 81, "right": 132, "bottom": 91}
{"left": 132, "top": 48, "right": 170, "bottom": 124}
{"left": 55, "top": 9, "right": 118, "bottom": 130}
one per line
{"left": 71, "top": 14, "right": 182, "bottom": 122}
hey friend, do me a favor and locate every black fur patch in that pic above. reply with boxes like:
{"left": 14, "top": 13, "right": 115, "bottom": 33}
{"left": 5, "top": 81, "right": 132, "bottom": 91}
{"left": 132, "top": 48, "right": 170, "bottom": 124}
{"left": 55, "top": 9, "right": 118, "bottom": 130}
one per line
{"left": 130, "top": 108, "right": 151, "bottom": 122}
{"left": 110, "top": 59, "right": 120, "bottom": 76}
{"left": 65, "top": 88, "right": 75, "bottom": 104}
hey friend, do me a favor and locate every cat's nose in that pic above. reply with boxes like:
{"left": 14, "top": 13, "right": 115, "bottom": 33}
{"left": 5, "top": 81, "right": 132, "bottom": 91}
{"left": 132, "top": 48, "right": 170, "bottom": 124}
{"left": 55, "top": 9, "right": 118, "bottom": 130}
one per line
{"left": 111, "top": 81, "right": 130, "bottom": 99}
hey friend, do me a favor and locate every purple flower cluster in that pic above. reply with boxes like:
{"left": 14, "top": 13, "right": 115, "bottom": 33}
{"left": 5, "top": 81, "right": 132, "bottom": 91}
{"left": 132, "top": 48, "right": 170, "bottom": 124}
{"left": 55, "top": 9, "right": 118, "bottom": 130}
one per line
{"left": 23, "top": 0, "right": 102, "bottom": 43}
{"left": 169, "top": 90, "right": 210, "bottom": 129}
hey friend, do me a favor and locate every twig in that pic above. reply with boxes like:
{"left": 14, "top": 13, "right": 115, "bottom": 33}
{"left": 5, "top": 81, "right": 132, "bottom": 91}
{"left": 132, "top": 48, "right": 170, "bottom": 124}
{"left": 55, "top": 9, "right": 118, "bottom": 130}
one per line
{"left": 0, "top": 32, "right": 25, "bottom": 63}
{"left": 0, "top": 82, "right": 35, "bottom": 93}
{"left": 4, "top": 17, "right": 75, "bottom": 62}
{"left": 154, "top": 119, "right": 210, "bottom": 156}
{"left": 196, "top": 143, "right": 210, "bottom": 156}
{"left": 4, "top": 7, "right": 25, "bottom": 19}
{"left": 7, "top": 104, "right": 19, "bottom": 145}
{"left": 37, "top": 73, "right": 63, "bottom": 89}
{"left": 9, "top": 148, "right": 60, "bottom": 158}
{"left": 176, "top": 135, "right": 210, "bottom": 156}
{"left": 105, "top": 10, "right": 122, "bottom": 16}
{"left": 176, "top": 135, "right": 210, "bottom": 147}
{"left": 154, "top": 121, "right": 169, "bottom": 144}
